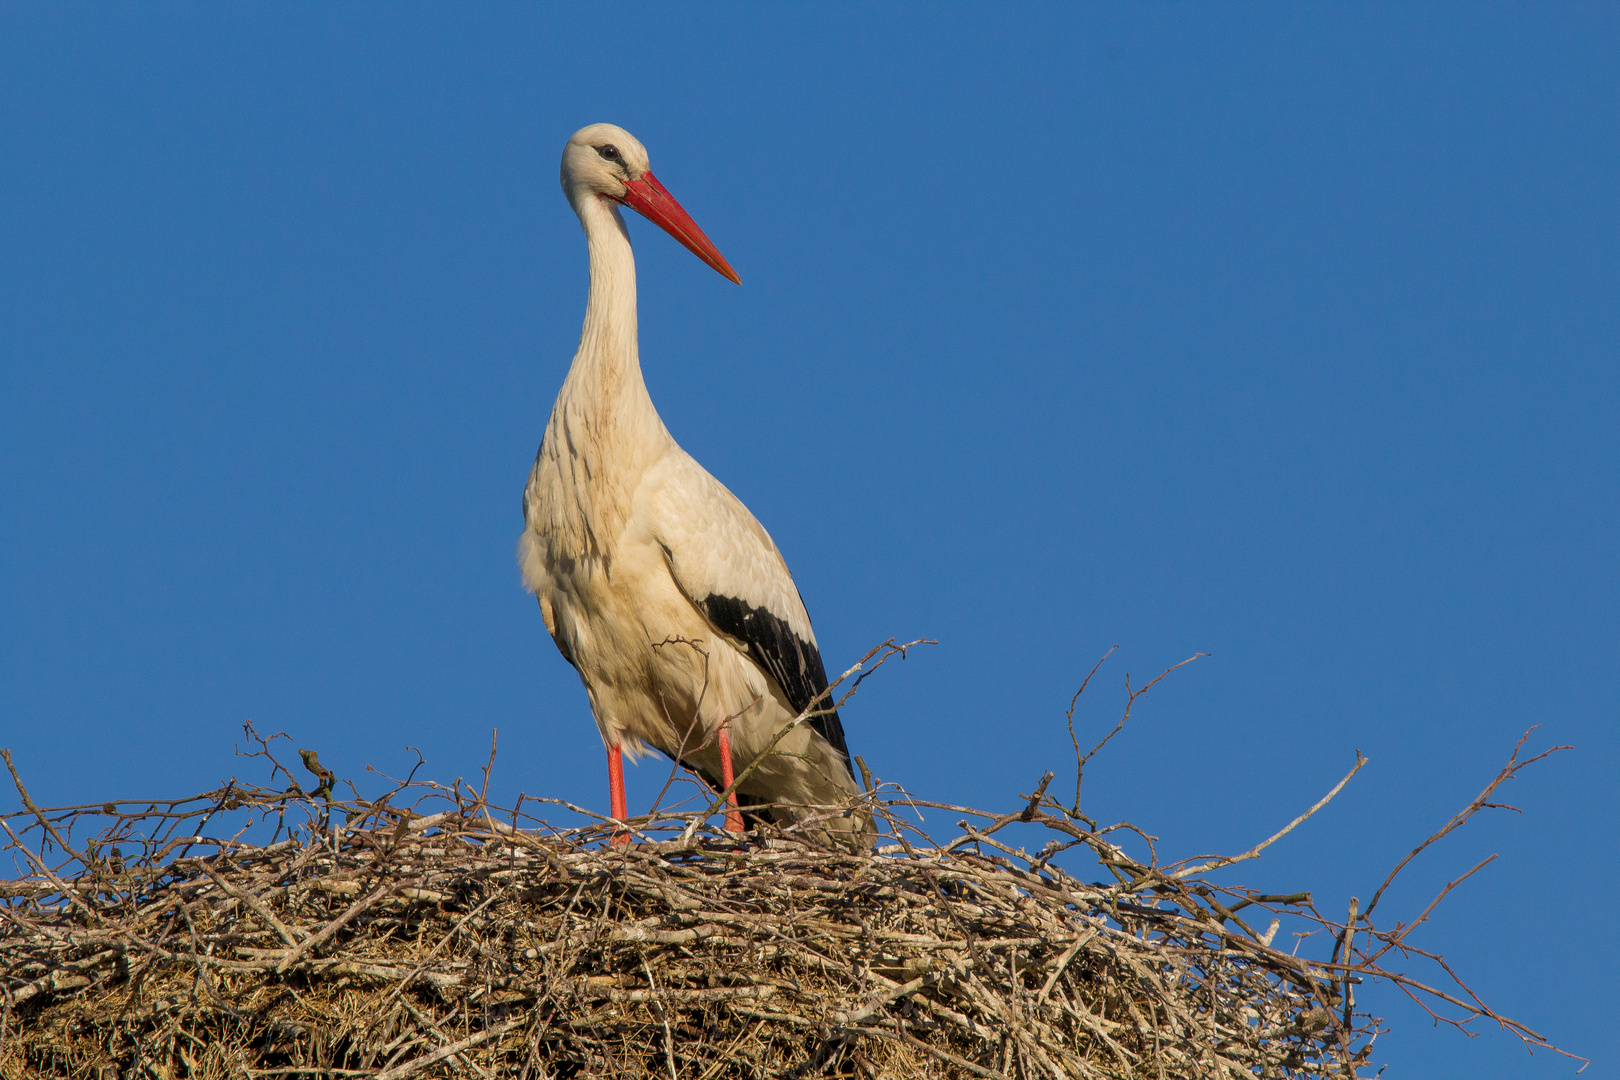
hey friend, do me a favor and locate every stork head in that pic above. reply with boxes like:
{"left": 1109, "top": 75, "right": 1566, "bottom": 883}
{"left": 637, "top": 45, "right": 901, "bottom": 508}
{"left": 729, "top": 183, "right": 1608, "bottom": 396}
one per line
{"left": 560, "top": 123, "right": 740, "bottom": 285}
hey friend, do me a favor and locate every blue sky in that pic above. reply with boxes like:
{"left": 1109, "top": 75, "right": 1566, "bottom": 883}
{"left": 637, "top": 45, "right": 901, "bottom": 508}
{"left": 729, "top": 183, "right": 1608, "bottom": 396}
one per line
{"left": 2, "top": 5, "right": 1615, "bottom": 1074}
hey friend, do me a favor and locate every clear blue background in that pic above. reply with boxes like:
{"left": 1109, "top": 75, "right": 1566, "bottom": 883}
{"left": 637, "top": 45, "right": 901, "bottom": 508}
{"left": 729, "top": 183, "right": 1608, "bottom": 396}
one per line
{"left": 2, "top": 5, "right": 1614, "bottom": 1075}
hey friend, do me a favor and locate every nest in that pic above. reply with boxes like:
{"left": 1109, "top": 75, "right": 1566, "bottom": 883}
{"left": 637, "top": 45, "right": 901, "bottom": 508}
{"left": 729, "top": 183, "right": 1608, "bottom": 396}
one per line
{"left": 0, "top": 702, "right": 1576, "bottom": 1078}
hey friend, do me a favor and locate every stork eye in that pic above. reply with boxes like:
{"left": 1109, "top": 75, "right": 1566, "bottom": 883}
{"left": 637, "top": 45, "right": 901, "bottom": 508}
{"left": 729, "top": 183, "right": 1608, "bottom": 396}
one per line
{"left": 596, "top": 145, "right": 622, "bottom": 163}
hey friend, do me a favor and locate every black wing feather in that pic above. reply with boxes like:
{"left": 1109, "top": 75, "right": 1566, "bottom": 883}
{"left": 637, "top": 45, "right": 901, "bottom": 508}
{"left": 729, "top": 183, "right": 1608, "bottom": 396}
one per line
{"left": 697, "top": 593, "right": 856, "bottom": 780}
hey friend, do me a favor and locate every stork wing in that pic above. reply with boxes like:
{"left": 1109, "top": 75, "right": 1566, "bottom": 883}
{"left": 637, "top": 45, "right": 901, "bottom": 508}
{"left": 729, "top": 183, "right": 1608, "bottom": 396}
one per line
{"left": 639, "top": 451, "right": 855, "bottom": 777}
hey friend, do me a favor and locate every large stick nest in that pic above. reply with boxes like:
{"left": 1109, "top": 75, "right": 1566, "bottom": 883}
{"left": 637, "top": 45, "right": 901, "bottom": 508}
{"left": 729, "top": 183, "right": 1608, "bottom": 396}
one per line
{"left": 0, "top": 662, "right": 1576, "bottom": 1079}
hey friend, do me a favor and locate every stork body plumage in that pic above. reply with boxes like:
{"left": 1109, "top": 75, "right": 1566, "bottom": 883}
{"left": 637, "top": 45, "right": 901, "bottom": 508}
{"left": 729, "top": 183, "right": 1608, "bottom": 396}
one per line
{"left": 519, "top": 124, "right": 869, "bottom": 846}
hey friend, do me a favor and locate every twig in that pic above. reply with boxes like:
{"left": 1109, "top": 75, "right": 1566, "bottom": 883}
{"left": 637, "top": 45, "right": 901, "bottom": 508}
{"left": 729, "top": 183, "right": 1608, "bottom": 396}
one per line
{"left": 1362, "top": 730, "right": 1567, "bottom": 922}
{"left": 372, "top": 1017, "right": 523, "bottom": 1080}
{"left": 1072, "top": 653, "right": 1203, "bottom": 814}
{"left": 1174, "top": 751, "right": 1367, "bottom": 878}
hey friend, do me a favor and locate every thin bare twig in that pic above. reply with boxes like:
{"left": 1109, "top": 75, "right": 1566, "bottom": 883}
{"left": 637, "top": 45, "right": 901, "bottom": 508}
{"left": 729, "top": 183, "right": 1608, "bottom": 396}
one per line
{"left": 1072, "top": 653, "right": 1204, "bottom": 813}
{"left": 1173, "top": 751, "right": 1368, "bottom": 878}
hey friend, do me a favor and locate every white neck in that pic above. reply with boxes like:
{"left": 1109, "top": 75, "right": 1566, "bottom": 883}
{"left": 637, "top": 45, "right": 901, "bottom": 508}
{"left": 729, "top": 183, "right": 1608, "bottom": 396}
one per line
{"left": 560, "top": 193, "right": 666, "bottom": 451}
{"left": 576, "top": 195, "right": 637, "bottom": 366}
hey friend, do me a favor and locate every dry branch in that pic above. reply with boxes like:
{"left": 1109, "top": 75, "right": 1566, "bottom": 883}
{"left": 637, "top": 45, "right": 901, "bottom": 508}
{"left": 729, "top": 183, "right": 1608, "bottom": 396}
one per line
{"left": 0, "top": 701, "right": 1578, "bottom": 1077}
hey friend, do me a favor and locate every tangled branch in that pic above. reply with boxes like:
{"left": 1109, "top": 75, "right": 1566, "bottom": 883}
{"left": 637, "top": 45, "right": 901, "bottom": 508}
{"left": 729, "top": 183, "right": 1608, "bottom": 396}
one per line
{"left": 0, "top": 665, "right": 1578, "bottom": 1078}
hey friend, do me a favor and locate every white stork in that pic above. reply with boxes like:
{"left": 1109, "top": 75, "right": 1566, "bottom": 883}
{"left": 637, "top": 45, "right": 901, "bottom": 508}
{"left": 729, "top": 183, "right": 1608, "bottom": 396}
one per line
{"left": 519, "top": 123, "right": 871, "bottom": 847}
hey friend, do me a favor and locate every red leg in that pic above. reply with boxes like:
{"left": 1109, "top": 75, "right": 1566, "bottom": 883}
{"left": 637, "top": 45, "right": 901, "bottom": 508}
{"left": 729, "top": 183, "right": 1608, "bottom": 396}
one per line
{"left": 716, "top": 722, "right": 745, "bottom": 833}
{"left": 607, "top": 743, "right": 629, "bottom": 846}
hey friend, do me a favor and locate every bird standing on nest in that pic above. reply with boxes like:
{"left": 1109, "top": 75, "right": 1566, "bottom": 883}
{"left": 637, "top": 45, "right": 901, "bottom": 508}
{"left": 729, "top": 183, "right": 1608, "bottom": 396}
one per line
{"left": 520, "top": 123, "right": 871, "bottom": 847}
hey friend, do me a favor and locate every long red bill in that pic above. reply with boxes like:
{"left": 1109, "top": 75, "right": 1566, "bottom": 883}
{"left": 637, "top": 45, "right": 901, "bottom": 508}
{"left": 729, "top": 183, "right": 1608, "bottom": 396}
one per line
{"left": 617, "top": 171, "right": 741, "bottom": 285}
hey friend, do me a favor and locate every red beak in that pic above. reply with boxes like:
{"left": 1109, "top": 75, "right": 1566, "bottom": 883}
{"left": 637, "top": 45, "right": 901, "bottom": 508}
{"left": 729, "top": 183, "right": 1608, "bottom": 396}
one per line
{"left": 616, "top": 171, "right": 741, "bottom": 285}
